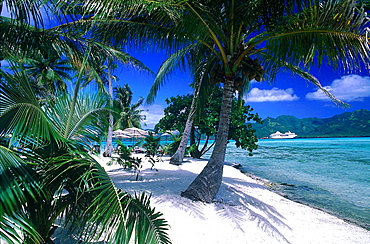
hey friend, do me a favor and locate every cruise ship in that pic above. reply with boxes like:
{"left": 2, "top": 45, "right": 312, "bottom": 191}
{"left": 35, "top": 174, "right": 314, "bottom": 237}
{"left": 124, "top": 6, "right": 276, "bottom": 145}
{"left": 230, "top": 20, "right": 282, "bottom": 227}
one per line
{"left": 269, "top": 131, "right": 297, "bottom": 139}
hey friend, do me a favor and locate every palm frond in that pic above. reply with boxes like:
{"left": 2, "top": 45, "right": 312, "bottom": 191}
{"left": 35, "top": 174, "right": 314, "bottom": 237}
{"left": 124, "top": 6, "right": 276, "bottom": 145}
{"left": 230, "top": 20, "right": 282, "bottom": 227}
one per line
{"left": 147, "top": 43, "right": 196, "bottom": 104}
{"left": 62, "top": 157, "right": 172, "bottom": 244}
{"left": 1, "top": 212, "right": 43, "bottom": 244}
{"left": 45, "top": 90, "right": 111, "bottom": 145}
{"left": 0, "top": 69, "right": 64, "bottom": 148}
{"left": 3, "top": 0, "right": 47, "bottom": 25}
{"left": 127, "top": 192, "right": 171, "bottom": 244}
{"left": 262, "top": 53, "right": 349, "bottom": 107}
{"left": 257, "top": 0, "right": 370, "bottom": 72}
{"left": 0, "top": 146, "right": 44, "bottom": 244}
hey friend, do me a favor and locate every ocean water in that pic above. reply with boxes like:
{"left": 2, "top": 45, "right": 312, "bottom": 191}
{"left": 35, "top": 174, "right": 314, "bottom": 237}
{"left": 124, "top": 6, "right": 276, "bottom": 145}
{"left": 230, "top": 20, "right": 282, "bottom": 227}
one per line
{"left": 204, "top": 137, "right": 370, "bottom": 230}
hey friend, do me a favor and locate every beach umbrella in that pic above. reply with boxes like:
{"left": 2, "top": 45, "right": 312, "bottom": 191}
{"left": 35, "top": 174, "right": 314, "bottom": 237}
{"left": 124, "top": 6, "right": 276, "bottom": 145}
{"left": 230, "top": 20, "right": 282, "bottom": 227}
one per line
{"left": 114, "top": 134, "right": 132, "bottom": 139}
{"left": 113, "top": 129, "right": 125, "bottom": 135}
{"left": 121, "top": 127, "right": 149, "bottom": 138}
{"left": 160, "top": 132, "right": 171, "bottom": 137}
{"left": 160, "top": 130, "right": 180, "bottom": 142}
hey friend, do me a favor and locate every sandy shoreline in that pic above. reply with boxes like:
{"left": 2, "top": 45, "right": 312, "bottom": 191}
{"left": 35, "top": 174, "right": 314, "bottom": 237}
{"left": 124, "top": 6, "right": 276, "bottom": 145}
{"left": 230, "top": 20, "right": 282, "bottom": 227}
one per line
{"left": 97, "top": 154, "right": 370, "bottom": 244}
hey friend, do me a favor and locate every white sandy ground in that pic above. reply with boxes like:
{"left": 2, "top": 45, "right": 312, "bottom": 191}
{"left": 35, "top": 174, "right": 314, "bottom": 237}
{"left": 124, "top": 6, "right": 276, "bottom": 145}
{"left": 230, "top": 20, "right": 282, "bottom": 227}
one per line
{"left": 95, "top": 154, "right": 370, "bottom": 244}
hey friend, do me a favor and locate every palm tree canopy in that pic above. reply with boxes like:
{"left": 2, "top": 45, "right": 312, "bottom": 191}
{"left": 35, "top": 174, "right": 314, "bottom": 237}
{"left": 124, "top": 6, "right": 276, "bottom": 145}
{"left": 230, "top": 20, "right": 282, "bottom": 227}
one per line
{"left": 78, "top": 0, "right": 369, "bottom": 104}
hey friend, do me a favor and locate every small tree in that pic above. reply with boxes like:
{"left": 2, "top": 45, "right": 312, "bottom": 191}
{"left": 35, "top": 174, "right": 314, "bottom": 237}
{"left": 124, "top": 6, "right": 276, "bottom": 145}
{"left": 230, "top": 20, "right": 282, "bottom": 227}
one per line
{"left": 142, "top": 132, "right": 162, "bottom": 169}
{"left": 155, "top": 87, "right": 262, "bottom": 158}
{"left": 110, "top": 140, "right": 143, "bottom": 180}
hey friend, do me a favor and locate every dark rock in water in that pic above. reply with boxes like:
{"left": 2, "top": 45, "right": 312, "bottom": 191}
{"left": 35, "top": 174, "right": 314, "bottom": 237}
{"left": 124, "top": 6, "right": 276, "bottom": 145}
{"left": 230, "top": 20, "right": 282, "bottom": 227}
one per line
{"left": 232, "top": 163, "right": 242, "bottom": 169}
{"left": 280, "top": 182, "right": 295, "bottom": 187}
{"left": 224, "top": 161, "right": 242, "bottom": 169}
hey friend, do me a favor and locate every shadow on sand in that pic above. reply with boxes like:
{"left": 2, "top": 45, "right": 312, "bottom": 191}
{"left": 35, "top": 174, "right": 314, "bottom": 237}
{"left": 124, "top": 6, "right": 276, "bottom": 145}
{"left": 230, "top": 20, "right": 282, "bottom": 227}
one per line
{"left": 54, "top": 162, "right": 292, "bottom": 243}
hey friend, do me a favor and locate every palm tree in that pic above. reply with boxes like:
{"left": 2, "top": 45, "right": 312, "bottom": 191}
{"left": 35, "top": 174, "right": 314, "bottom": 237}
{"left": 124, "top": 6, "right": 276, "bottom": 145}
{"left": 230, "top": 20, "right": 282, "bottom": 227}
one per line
{"left": 83, "top": 58, "right": 118, "bottom": 156}
{"left": 92, "top": 0, "right": 369, "bottom": 202}
{"left": 0, "top": 67, "right": 170, "bottom": 243}
{"left": 179, "top": 0, "right": 369, "bottom": 202}
{"left": 168, "top": 79, "right": 201, "bottom": 165}
{"left": 114, "top": 84, "right": 146, "bottom": 129}
{"left": 80, "top": 48, "right": 152, "bottom": 157}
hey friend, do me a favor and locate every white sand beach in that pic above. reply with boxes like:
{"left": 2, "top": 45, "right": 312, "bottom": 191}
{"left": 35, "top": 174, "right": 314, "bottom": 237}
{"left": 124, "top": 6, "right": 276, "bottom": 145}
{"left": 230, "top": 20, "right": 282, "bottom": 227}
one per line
{"left": 98, "top": 154, "right": 370, "bottom": 244}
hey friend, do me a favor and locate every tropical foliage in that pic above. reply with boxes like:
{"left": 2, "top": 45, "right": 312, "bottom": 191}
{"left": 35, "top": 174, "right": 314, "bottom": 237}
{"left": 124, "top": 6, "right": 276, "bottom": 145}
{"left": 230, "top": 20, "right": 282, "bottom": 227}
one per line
{"left": 1, "top": 1, "right": 369, "bottom": 241}
{"left": 142, "top": 132, "right": 162, "bottom": 169}
{"left": 109, "top": 140, "right": 143, "bottom": 180}
{"left": 0, "top": 0, "right": 171, "bottom": 241}
{"left": 156, "top": 88, "right": 262, "bottom": 158}
{"left": 0, "top": 68, "right": 170, "bottom": 243}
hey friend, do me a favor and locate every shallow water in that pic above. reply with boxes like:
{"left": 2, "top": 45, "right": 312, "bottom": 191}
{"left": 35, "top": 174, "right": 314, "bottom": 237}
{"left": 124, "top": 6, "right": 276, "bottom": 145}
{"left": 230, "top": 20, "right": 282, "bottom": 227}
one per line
{"left": 203, "top": 137, "right": 370, "bottom": 229}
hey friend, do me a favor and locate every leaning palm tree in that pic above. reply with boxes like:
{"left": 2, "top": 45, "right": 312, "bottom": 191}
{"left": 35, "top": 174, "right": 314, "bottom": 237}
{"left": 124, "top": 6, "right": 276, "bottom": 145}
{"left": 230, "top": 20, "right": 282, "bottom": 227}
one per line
{"left": 149, "top": 44, "right": 223, "bottom": 165}
{"left": 0, "top": 67, "right": 171, "bottom": 243}
{"left": 178, "top": 0, "right": 369, "bottom": 202}
{"left": 94, "top": 0, "right": 369, "bottom": 202}
{"left": 83, "top": 58, "right": 118, "bottom": 156}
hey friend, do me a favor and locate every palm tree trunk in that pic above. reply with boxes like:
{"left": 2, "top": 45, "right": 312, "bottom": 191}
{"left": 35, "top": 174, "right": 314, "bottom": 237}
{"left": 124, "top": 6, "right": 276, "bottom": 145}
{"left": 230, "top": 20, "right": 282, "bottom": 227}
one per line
{"left": 104, "top": 64, "right": 114, "bottom": 157}
{"left": 169, "top": 98, "right": 196, "bottom": 165}
{"left": 189, "top": 125, "right": 201, "bottom": 158}
{"left": 181, "top": 79, "right": 234, "bottom": 202}
{"left": 170, "top": 82, "right": 201, "bottom": 165}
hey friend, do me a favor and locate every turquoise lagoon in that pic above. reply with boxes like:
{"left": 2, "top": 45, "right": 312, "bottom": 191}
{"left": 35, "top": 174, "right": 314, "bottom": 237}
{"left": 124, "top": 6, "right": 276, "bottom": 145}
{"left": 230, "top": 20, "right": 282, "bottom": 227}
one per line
{"left": 203, "top": 137, "right": 370, "bottom": 230}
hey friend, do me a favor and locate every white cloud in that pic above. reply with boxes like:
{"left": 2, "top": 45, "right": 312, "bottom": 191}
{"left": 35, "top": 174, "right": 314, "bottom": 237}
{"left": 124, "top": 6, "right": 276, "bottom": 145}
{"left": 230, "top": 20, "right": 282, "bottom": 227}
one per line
{"left": 246, "top": 87, "right": 299, "bottom": 102}
{"left": 140, "top": 104, "right": 165, "bottom": 129}
{"left": 306, "top": 75, "right": 370, "bottom": 102}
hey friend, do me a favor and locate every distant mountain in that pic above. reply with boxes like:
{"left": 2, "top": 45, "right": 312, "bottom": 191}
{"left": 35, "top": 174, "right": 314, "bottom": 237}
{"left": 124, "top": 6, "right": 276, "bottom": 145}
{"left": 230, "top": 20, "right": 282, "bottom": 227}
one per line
{"left": 251, "top": 109, "right": 370, "bottom": 138}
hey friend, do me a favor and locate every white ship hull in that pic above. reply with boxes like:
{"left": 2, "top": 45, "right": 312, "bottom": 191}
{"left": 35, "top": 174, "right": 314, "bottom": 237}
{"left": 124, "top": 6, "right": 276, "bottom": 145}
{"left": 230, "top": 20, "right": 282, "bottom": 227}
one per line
{"left": 269, "top": 131, "right": 297, "bottom": 139}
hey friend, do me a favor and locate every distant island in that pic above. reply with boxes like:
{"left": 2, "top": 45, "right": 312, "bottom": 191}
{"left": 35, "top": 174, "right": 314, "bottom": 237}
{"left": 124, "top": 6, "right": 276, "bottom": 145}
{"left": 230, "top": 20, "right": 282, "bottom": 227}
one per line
{"left": 251, "top": 109, "right": 370, "bottom": 138}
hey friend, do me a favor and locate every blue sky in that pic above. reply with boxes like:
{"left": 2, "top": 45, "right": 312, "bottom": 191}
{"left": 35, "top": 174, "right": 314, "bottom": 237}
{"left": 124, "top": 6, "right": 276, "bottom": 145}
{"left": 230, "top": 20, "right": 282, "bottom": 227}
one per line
{"left": 113, "top": 51, "right": 370, "bottom": 129}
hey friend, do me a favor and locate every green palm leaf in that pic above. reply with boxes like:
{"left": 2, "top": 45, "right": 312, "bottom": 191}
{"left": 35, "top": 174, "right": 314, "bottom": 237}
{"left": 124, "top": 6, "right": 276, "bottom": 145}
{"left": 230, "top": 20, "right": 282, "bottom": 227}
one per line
{"left": 0, "top": 146, "right": 44, "bottom": 244}
{"left": 62, "top": 156, "right": 172, "bottom": 244}
{"left": 256, "top": 0, "right": 369, "bottom": 72}
{"left": 45, "top": 90, "right": 111, "bottom": 143}
{"left": 0, "top": 70, "right": 64, "bottom": 148}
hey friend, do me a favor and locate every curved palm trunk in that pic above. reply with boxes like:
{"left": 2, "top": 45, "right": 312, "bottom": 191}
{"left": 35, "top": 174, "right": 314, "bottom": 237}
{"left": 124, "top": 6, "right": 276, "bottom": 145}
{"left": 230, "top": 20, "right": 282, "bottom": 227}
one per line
{"left": 189, "top": 126, "right": 201, "bottom": 158}
{"left": 170, "top": 83, "right": 201, "bottom": 165}
{"left": 104, "top": 65, "right": 114, "bottom": 157}
{"left": 170, "top": 98, "right": 196, "bottom": 165}
{"left": 181, "top": 79, "right": 234, "bottom": 202}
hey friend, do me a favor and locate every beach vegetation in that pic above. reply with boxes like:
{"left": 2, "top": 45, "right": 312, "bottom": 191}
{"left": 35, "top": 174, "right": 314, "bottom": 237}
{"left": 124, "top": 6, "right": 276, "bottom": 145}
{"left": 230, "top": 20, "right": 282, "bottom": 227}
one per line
{"left": 15, "top": 52, "right": 73, "bottom": 103}
{"left": 0, "top": 66, "right": 171, "bottom": 243}
{"left": 155, "top": 87, "right": 262, "bottom": 158}
{"left": 142, "top": 132, "right": 162, "bottom": 169}
{"left": 160, "top": 134, "right": 183, "bottom": 156}
{"left": 0, "top": 1, "right": 171, "bottom": 240}
{"left": 109, "top": 140, "right": 143, "bottom": 180}
{"left": 1, "top": 0, "right": 368, "bottom": 238}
